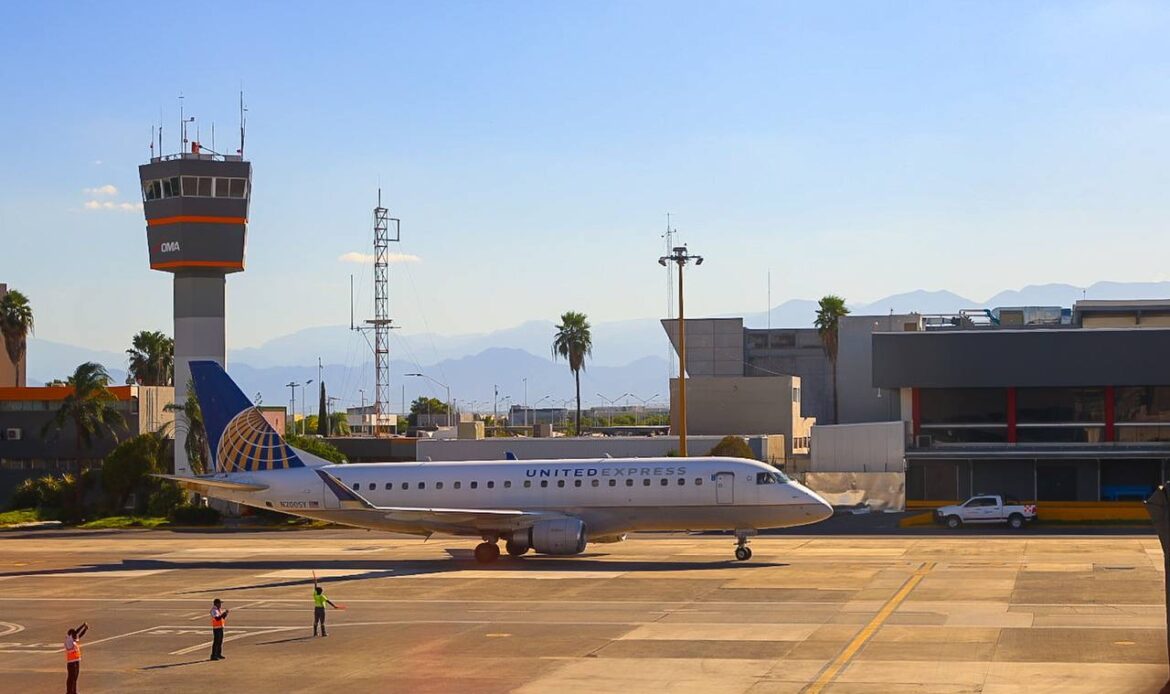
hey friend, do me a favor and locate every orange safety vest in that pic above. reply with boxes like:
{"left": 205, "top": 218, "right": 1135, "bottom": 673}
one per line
{"left": 211, "top": 610, "right": 225, "bottom": 628}
{"left": 65, "top": 639, "right": 80, "bottom": 663}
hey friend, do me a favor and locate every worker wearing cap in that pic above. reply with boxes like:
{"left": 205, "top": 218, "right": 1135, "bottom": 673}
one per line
{"left": 209, "top": 599, "right": 229, "bottom": 660}
{"left": 312, "top": 575, "right": 339, "bottom": 637}
{"left": 64, "top": 621, "right": 88, "bottom": 694}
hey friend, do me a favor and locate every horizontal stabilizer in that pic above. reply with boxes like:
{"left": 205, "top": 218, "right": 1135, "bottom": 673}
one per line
{"left": 153, "top": 474, "right": 269, "bottom": 492}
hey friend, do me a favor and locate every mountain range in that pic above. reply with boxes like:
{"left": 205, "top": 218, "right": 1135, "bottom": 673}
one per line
{"left": 24, "top": 280, "right": 1170, "bottom": 412}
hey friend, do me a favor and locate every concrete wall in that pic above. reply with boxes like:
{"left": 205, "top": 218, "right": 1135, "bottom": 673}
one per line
{"left": 417, "top": 435, "right": 734, "bottom": 462}
{"left": 667, "top": 375, "right": 812, "bottom": 458}
{"left": 661, "top": 318, "right": 744, "bottom": 377}
{"left": 810, "top": 421, "right": 906, "bottom": 473}
{"left": 742, "top": 329, "right": 834, "bottom": 425}
{"left": 802, "top": 471, "right": 905, "bottom": 511}
{"left": 837, "top": 314, "right": 919, "bottom": 424}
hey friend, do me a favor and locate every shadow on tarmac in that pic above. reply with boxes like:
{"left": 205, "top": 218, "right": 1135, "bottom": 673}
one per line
{"left": 139, "top": 659, "right": 210, "bottom": 671}
{"left": 0, "top": 554, "right": 786, "bottom": 591}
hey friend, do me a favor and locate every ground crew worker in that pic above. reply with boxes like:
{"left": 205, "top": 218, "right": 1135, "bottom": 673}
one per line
{"left": 312, "top": 577, "right": 338, "bottom": 637}
{"left": 209, "top": 599, "right": 229, "bottom": 660}
{"left": 64, "top": 621, "right": 87, "bottom": 694}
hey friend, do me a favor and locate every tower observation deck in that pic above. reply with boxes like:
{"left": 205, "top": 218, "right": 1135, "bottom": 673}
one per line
{"left": 138, "top": 140, "right": 251, "bottom": 476}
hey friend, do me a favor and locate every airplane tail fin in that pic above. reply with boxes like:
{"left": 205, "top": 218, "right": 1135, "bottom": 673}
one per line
{"left": 189, "top": 360, "right": 307, "bottom": 473}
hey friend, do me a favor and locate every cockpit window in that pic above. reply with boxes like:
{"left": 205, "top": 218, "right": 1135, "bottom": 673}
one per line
{"left": 755, "top": 471, "right": 789, "bottom": 485}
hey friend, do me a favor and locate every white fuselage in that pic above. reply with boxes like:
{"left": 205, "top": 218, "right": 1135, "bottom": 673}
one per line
{"left": 197, "top": 456, "right": 833, "bottom": 539}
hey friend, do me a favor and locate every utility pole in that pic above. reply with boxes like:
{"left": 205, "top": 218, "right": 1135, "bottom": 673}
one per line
{"left": 286, "top": 381, "right": 300, "bottom": 436}
{"left": 659, "top": 245, "right": 703, "bottom": 456}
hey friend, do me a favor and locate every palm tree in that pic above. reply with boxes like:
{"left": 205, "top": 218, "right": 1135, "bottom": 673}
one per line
{"left": 552, "top": 311, "right": 593, "bottom": 435}
{"left": 126, "top": 330, "right": 174, "bottom": 386}
{"left": 165, "top": 378, "right": 209, "bottom": 475}
{"left": 814, "top": 295, "right": 850, "bottom": 424}
{"left": 0, "top": 288, "right": 33, "bottom": 387}
{"left": 41, "top": 362, "right": 126, "bottom": 519}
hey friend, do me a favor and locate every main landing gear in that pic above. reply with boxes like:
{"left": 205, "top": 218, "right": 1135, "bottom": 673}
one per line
{"left": 734, "top": 530, "right": 756, "bottom": 561}
{"left": 474, "top": 541, "right": 501, "bottom": 564}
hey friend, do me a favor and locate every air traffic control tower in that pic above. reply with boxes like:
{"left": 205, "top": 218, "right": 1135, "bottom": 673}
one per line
{"left": 138, "top": 133, "right": 251, "bottom": 476}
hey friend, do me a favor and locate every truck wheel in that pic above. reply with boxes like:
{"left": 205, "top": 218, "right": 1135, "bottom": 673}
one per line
{"left": 1008, "top": 514, "right": 1024, "bottom": 529}
{"left": 946, "top": 515, "right": 962, "bottom": 529}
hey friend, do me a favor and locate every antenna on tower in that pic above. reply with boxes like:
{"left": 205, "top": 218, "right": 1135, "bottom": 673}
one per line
{"left": 353, "top": 188, "right": 401, "bottom": 436}
{"left": 238, "top": 90, "right": 247, "bottom": 156}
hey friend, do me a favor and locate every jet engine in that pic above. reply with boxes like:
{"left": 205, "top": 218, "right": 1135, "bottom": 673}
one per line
{"left": 512, "top": 518, "right": 587, "bottom": 555}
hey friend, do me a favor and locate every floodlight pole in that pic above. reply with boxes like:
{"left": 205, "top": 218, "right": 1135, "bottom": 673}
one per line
{"left": 659, "top": 245, "right": 703, "bottom": 456}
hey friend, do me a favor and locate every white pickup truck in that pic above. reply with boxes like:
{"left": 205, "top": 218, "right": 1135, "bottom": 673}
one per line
{"left": 935, "top": 494, "right": 1037, "bottom": 529}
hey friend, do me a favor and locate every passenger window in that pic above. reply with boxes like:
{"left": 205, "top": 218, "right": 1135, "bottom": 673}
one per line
{"left": 368, "top": 483, "right": 376, "bottom": 491}
{"left": 487, "top": 481, "right": 495, "bottom": 489}
{"left": 351, "top": 482, "right": 359, "bottom": 491}
{"left": 504, "top": 481, "right": 512, "bottom": 488}
{"left": 214, "top": 178, "right": 230, "bottom": 197}
{"left": 660, "top": 478, "right": 668, "bottom": 486}
{"left": 385, "top": 483, "right": 392, "bottom": 490}
{"left": 197, "top": 177, "right": 213, "bottom": 196}
{"left": 229, "top": 178, "right": 246, "bottom": 198}
{"left": 557, "top": 480, "right": 565, "bottom": 488}
{"left": 523, "top": 480, "right": 531, "bottom": 488}
{"left": 609, "top": 479, "right": 616, "bottom": 487}
{"left": 418, "top": 482, "right": 425, "bottom": 490}
{"left": 540, "top": 481, "right": 548, "bottom": 488}
{"left": 678, "top": 478, "right": 685, "bottom": 485}
{"left": 470, "top": 481, "right": 478, "bottom": 490}
{"left": 626, "top": 479, "right": 633, "bottom": 487}
{"left": 454, "top": 481, "right": 461, "bottom": 489}
{"left": 592, "top": 480, "right": 599, "bottom": 487}
{"left": 643, "top": 479, "right": 651, "bottom": 487}
{"left": 695, "top": 478, "right": 703, "bottom": 486}
{"left": 435, "top": 482, "right": 443, "bottom": 490}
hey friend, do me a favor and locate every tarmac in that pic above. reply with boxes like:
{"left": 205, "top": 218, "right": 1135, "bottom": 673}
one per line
{"left": 0, "top": 528, "right": 1167, "bottom": 693}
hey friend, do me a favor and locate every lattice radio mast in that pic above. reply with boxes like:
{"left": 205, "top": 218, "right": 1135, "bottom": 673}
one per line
{"left": 355, "top": 190, "right": 400, "bottom": 436}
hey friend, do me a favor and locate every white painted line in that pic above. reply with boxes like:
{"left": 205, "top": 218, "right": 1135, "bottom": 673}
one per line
{"left": 9, "top": 570, "right": 171, "bottom": 579}
{"left": 0, "top": 622, "right": 24, "bottom": 637}
{"left": 255, "top": 569, "right": 388, "bottom": 579}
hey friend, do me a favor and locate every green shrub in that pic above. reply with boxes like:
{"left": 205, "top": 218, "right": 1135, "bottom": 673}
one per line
{"left": 9, "top": 478, "right": 42, "bottom": 510}
{"left": 706, "top": 436, "right": 755, "bottom": 459}
{"left": 169, "top": 504, "right": 221, "bottom": 526}
{"left": 286, "top": 434, "right": 347, "bottom": 464}
{"left": 146, "top": 484, "right": 185, "bottom": 517}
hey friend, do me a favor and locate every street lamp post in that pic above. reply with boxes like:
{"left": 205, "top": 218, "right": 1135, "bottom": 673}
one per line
{"left": 523, "top": 377, "right": 528, "bottom": 428}
{"left": 630, "top": 393, "right": 661, "bottom": 426}
{"left": 596, "top": 392, "right": 631, "bottom": 427}
{"left": 659, "top": 245, "right": 703, "bottom": 456}
{"left": 531, "top": 395, "right": 553, "bottom": 426}
{"left": 285, "top": 381, "right": 301, "bottom": 436}
{"left": 301, "top": 380, "right": 313, "bottom": 436}
{"left": 406, "top": 373, "right": 452, "bottom": 428}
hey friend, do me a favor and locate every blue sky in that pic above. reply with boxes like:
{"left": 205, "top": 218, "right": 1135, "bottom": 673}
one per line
{"left": 2, "top": 1, "right": 1168, "bottom": 352}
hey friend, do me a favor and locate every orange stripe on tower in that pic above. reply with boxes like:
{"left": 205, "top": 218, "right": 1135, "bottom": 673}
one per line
{"left": 150, "top": 260, "right": 245, "bottom": 270}
{"left": 147, "top": 215, "right": 247, "bottom": 227}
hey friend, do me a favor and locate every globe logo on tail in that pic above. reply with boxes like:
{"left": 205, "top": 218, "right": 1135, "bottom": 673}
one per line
{"left": 216, "top": 407, "right": 304, "bottom": 472}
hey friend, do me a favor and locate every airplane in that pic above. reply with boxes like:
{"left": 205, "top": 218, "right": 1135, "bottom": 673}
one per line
{"left": 158, "top": 361, "right": 834, "bottom": 563}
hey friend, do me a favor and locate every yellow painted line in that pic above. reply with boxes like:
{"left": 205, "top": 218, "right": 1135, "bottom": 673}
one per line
{"left": 804, "top": 561, "right": 936, "bottom": 694}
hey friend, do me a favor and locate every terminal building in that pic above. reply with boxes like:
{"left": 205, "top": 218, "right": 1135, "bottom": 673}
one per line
{"left": 873, "top": 300, "right": 1170, "bottom": 502}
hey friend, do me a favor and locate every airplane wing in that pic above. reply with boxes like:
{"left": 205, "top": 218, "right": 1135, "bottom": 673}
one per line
{"left": 153, "top": 474, "right": 269, "bottom": 492}
{"left": 315, "top": 469, "right": 563, "bottom": 533}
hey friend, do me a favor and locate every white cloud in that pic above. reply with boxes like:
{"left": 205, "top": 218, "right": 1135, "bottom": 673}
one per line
{"left": 84, "top": 200, "right": 142, "bottom": 212}
{"left": 83, "top": 184, "right": 118, "bottom": 196}
{"left": 338, "top": 251, "right": 421, "bottom": 264}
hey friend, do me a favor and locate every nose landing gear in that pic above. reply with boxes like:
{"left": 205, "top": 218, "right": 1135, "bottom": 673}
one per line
{"left": 734, "top": 530, "right": 756, "bottom": 561}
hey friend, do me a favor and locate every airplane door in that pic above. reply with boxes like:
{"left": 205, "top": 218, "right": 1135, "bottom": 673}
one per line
{"left": 715, "top": 472, "right": 734, "bottom": 504}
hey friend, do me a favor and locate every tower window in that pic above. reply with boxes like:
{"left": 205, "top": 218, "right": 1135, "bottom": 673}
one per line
{"left": 214, "top": 178, "right": 230, "bottom": 197}
{"left": 197, "top": 177, "right": 213, "bottom": 196}
{"left": 229, "top": 178, "right": 247, "bottom": 198}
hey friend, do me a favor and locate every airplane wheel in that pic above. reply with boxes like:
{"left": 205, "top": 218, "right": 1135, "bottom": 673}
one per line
{"left": 474, "top": 542, "right": 500, "bottom": 564}
{"left": 735, "top": 546, "right": 751, "bottom": 561}
{"left": 505, "top": 541, "right": 528, "bottom": 557}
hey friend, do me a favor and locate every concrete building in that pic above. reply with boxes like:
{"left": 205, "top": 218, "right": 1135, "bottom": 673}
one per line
{"left": 836, "top": 314, "right": 922, "bottom": 424}
{"left": 662, "top": 317, "right": 835, "bottom": 424}
{"left": 873, "top": 300, "right": 1170, "bottom": 502}
{"left": 668, "top": 375, "right": 813, "bottom": 460}
{"left": 0, "top": 284, "right": 27, "bottom": 388}
{"left": 346, "top": 405, "right": 399, "bottom": 436}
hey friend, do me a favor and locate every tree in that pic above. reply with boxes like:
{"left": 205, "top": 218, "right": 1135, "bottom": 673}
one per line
{"left": 552, "top": 311, "right": 593, "bottom": 436}
{"left": 286, "top": 434, "right": 347, "bottom": 463}
{"left": 329, "top": 411, "right": 350, "bottom": 436}
{"left": 41, "top": 362, "right": 126, "bottom": 520}
{"left": 707, "top": 435, "right": 755, "bottom": 459}
{"left": 814, "top": 295, "right": 850, "bottom": 424}
{"left": 126, "top": 330, "right": 173, "bottom": 386}
{"left": 0, "top": 288, "right": 33, "bottom": 387}
{"left": 102, "top": 431, "right": 166, "bottom": 512}
{"left": 408, "top": 396, "right": 449, "bottom": 427}
{"left": 165, "top": 379, "right": 209, "bottom": 475}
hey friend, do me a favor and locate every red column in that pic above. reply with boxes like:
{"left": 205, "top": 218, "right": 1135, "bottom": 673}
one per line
{"left": 1007, "top": 387, "right": 1017, "bottom": 444}
{"left": 1104, "top": 385, "right": 1115, "bottom": 442}
{"left": 911, "top": 388, "right": 921, "bottom": 437}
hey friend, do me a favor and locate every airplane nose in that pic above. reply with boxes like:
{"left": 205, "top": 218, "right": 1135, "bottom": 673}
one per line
{"left": 804, "top": 488, "right": 833, "bottom": 522}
